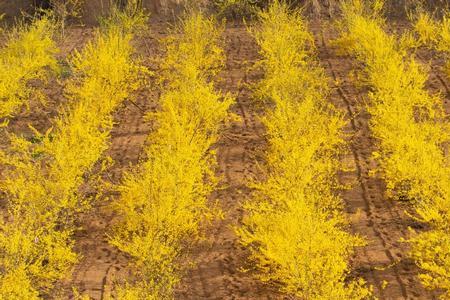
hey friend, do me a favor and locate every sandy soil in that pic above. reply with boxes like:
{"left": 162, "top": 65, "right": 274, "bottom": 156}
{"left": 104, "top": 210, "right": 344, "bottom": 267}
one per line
{"left": 2, "top": 16, "right": 449, "bottom": 300}
{"left": 318, "top": 22, "right": 443, "bottom": 300}
{"left": 175, "top": 24, "right": 286, "bottom": 300}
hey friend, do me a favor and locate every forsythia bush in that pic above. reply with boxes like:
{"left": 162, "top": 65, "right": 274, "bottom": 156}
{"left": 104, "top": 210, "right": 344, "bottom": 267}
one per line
{"left": 236, "top": 2, "right": 371, "bottom": 299}
{"left": 0, "top": 16, "right": 58, "bottom": 122}
{"left": 0, "top": 26, "right": 143, "bottom": 298}
{"left": 110, "top": 13, "right": 234, "bottom": 299}
{"left": 338, "top": 0, "right": 450, "bottom": 297}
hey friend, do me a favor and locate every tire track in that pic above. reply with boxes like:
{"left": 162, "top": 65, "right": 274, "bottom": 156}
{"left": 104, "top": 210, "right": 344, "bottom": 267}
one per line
{"left": 316, "top": 23, "right": 439, "bottom": 299}
{"left": 55, "top": 89, "right": 154, "bottom": 299}
{"left": 175, "top": 25, "right": 284, "bottom": 300}
{"left": 55, "top": 50, "right": 158, "bottom": 299}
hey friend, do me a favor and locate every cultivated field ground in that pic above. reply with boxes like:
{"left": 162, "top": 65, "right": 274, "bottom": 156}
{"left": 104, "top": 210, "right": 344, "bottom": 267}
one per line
{"left": 1, "top": 0, "right": 450, "bottom": 299}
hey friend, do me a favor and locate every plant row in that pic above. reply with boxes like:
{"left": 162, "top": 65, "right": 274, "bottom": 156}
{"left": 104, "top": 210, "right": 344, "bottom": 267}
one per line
{"left": 236, "top": 2, "right": 371, "bottom": 299}
{"left": 109, "top": 13, "right": 234, "bottom": 299}
{"left": 338, "top": 0, "right": 450, "bottom": 297}
{"left": 0, "top": 24, "right": 143, "bottom": 298}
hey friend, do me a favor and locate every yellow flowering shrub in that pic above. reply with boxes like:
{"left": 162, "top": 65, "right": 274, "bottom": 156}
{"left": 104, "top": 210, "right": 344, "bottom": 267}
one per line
{"left": 213, "top": 0, "right": 262, "bottom": 19}
{"left": 338, "top": 1, "right": 450, "bottom": 297}
{"left": 99, "top": 0, "right": 148, "bottom": 34}
{"left": 0, "top": 16, "right": 58, "bottom": 121}
{"left": 110, "top": 12, "right": 234, "bottom": 299}
{"left": 408, "top": 230, "right": 450, "bottom": 298}
{"left": 236, "top": 2, "right": 371, "bottom": 299}
{"left": 412, "top": 11, "right": 439, "bottom": 46}
{"left": 161, "top": 13, "right": 225, "bottom": 86}
{"left": 412, "top": 10, "right": 450, "bottom": 76}
{"left": 0, "top": 26, "right": 144, "bottom": 298}
{"left": 437, "top": 15, "right": 450, "bottom": 52}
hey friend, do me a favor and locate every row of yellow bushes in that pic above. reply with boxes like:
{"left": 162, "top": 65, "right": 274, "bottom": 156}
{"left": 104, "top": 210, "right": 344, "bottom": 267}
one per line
{"left": 236, "top": 2, "right": 371, "bottom": 299}
{"left": 0, "top": 23, "right": 144, "bottom": 298}
{"left": 338, "top": 0, "right": 450, "bottom": 297}
{"left": 109, "top": 13, "right": 234, "bottom": 299}
{"left": 0, "top": 16, "right": 58, "bottom": 122}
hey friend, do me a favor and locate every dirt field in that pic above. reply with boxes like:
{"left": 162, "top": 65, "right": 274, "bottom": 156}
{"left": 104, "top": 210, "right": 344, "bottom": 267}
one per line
{"left": 2, "top": 14, "right": 449, "bottom": 300}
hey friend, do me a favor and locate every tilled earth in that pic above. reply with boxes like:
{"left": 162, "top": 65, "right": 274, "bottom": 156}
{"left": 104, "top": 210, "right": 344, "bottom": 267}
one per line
{"left": 2, "top": 17, "right": 448, "bottom": 300}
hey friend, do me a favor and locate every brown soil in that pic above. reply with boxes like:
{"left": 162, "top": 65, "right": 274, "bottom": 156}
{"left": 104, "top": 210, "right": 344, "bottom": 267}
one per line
{"left": 50, "top": 23, "right": 167, "bottom": 299}
{"left": 175, "top": 24, "right": 285, "bottom": 300}
{"left": 2, "top": 16, "right": 449, "bottom": 300}
{"left": 317, "top": 22, "right": 442, "bottom": 299}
